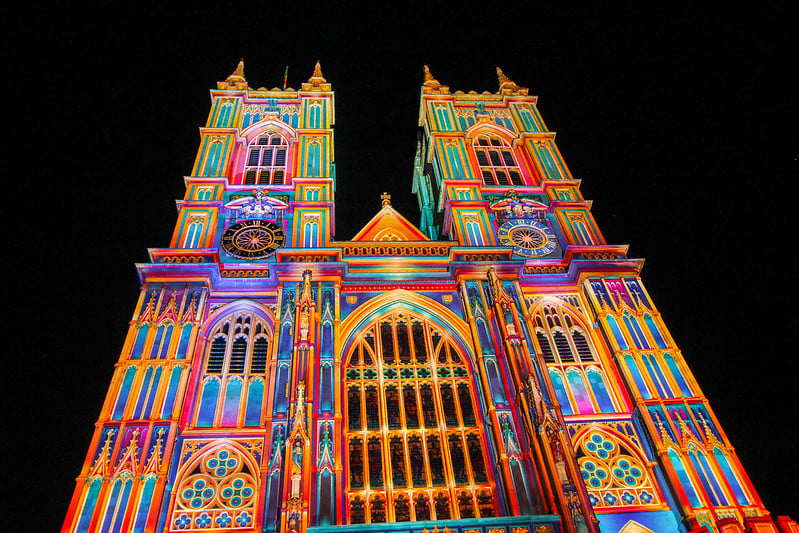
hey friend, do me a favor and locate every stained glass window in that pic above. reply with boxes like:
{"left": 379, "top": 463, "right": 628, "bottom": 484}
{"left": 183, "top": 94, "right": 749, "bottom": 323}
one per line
{"left": 344, "top": 310, "right": 495, "bottom": 523}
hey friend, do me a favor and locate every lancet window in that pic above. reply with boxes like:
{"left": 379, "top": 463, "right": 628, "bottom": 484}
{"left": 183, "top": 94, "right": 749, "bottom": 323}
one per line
{"left": 344, "top": 310, "right": 495, "bottom": 524}
{"left": 472, "top": 134, "right": 523, "bottom": 186}
{"left": 244, "top": 132, "right": 288, "bottom": 185}
{"left": 533, "top": 303, "right": 616, "bottom": 414}
{"left": 195, "top": 310, "right": 271, "bottom": 428}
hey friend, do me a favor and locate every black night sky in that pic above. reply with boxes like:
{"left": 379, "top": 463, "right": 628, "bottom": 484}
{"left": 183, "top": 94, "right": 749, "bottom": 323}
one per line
{"left": 9, "top": 3, "right": 796, "bottom": 531}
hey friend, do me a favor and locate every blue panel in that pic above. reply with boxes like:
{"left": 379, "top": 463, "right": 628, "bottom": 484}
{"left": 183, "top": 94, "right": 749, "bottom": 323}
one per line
{"left": 625, "top": 354, "right": 652, "bottom": 399}
{"left": 175, "top": 325, "right": 192, "bottom": 360}
{"left": 244, "top": 379, "right": 264, "bottom": 427}
{"left": 160, "top": 366, "right": 182, "bottom": 419}
{"left": 196, "top": 378, "right": 220, "bottom": 427}
{"left": 111, "top": 367, "right": 137, "bottom": 420}
{"left": 130, "top": 325, "right": 149, "bottom": 360}
{"left": 132, "top": 477, "right": 156, "bottom": 532}
{"left": 75, "top": 478, "right": 102, "bottom": 533}
{"left": 220, "top": 377, "right": 243, "bottom": 427}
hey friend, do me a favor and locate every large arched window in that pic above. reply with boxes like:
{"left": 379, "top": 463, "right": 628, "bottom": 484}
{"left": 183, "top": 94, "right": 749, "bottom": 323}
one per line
{"left": 244, "top": 132, "right": 288, "bottom": 185}
{"left": 195, "top": 310, "right": 271, "bottom": 428}
{"left": 533, "top": 303, "right": 617, "bottom": 414}
{"left": 472, "top": 134, "right": 524, "bottom": 186}
{"left": 344, "top": 309, "right": 495, "bottom": 524}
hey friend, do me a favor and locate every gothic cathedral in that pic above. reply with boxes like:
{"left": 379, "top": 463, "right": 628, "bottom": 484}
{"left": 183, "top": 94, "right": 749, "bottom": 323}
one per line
{"left": 62, "top": 62, "right": 797, "bottom": 533}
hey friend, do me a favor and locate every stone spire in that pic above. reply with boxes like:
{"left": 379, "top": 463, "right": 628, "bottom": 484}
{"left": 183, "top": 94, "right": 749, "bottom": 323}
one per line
{"left": 423, "top": 65, "right": 440, "bottom": 88}
{"left": 218, "top": 59, "right": 248, "bottom": 90}
{"left": 302, "top": 60, "right": 331, "bottom": 91}
{"left": 496, "top": 66, "right": 520, "bottom": 93}
{"left": 422, "top": 65, "right": 448, "bottom": 94}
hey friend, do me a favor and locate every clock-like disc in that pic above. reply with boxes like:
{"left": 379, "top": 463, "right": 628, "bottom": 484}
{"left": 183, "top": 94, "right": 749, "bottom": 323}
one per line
{"left": 221, "top": 219, "right": 285, "bottom": 259}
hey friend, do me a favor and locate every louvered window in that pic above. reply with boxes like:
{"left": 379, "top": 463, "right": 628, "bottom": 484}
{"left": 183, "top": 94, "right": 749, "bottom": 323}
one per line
{"left": 553, "top": 331, "right": 575, "bottom": 362}
{"left": 250, "top": 338, "right": 268, "bottom": 374}
{"left": 206, "top": 337, "right": 226, "bottom": 373}
{"left": 244, "top": 132, "right": 288, "bottom": 185}
{"left": 572, "top": 330, "right": 594, "bottom": 362}
{"left": 537, "top": 331, "right": 556, "bottom": 363}
{"left": 472, "top": 135, "right": 523, "bottom": 186}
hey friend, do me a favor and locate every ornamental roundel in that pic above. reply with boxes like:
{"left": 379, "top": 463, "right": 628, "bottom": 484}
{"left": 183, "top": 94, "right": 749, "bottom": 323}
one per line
{"left": 221, "top": 219, "right": 285, "bottom": 260}
{"left": 498, "top": 219, "right": 558, "bottom": 257}
{"left": 576, "top": 430, "right": 659, "bottom": 508}
{"left": 172, "top": 446, "right": 258, "bottom": 531}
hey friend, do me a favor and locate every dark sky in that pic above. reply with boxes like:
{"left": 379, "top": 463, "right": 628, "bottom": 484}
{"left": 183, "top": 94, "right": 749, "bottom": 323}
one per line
{"left": 9, "top": 3, "right": 796, "bottom": 531}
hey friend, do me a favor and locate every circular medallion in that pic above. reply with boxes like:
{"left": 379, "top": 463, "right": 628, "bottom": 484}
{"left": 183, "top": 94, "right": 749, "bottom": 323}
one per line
{"left": 498, "top": 219, "right": 558, "bottom": 257}
{"left": 221, "top": 219, "right": 285, "bottom": 259}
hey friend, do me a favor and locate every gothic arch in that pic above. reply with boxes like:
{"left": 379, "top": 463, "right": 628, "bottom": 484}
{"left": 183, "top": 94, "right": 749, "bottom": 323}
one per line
{"left": 200, "top": 299, "right": 276, "bottom": 340}
{"left": 465, "top": 121, "right": 517, "bottom": 144}
{"left": 240, "top": 118, "right": 296, "bottom": 144}
{"left": 339, "top": 290, "right": 473, "bottom": 362}
{"left": 339, "top": 292, "right": 497, "bottom": 524}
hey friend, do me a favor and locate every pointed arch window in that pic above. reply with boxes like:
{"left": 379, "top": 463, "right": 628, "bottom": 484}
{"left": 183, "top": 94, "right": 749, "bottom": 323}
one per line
{"left": 344, "top": 310, "right": 495, "bottom": 524}
{"left": 195, "top": 310, "right": 272, "bottom": 428}
{"left": 244, "top": 132, "right": 288, "bottom": 185}
{"left": 472, "top": 134, "right": 524, "bottom": 186}
{"left": 533, "top": 304, "right": 617, "bottom": 414}
{"left": 183, "top": 217, "right": 206, "bottom": 249}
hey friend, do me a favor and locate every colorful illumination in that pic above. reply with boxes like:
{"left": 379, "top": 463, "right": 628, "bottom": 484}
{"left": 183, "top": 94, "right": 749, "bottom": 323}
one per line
{"left": 61, "top": 61, "right": 795, "bottom": 533}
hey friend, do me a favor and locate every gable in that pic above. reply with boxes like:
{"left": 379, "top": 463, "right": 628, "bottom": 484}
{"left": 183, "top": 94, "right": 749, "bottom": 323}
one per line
{"left": 350, "top": 205, "right": 429, "bottom": 242}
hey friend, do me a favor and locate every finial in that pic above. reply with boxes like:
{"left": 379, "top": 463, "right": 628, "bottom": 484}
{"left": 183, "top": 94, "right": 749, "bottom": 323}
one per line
{"left": 218, "top": 59, "right": 248, "bottom": 90}
{"left": 302, "top": 60, "right": 331, "bottom": 90}
{"left": 496, "top": 66, "right": 519, "bottom": 92}
{"left": 423, "top": 65, "right": 441, "bottom": 89}
{"left": 227, "top": 59, "right": 246, "bottom": 83}
{"left": 308, "top": 60, "right": 326, "bottom": 83}
{"left": 381, "top": 192, "right": 391, "bottom": 206}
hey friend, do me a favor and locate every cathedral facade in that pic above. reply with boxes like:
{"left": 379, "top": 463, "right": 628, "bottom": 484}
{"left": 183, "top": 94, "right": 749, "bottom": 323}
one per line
{"left": 62, "top": 62, "right": 796, "bottom": 533}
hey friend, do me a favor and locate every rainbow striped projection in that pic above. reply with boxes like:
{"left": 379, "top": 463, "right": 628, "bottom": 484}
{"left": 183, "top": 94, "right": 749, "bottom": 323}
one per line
{"left": 62, "top": 61, "right": 795, "bottom": 533}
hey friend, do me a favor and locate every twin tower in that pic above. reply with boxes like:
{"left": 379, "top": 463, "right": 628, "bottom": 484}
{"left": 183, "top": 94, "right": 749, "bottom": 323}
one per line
{"left": 62, "top": 61, "right": 794, "bottom": 533}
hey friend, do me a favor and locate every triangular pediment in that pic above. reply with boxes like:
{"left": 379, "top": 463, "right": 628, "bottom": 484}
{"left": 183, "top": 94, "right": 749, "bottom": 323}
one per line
{"left": 351, "top": 204, "right": 429, "bottom": 242}
{"left": 619, "top": 520, "right": 655, "bottom": 533}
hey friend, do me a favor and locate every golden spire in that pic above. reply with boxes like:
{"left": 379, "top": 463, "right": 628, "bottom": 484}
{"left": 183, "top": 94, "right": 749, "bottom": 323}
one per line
{"left": 497, "top": 66, "right": 519, "bottom": 93}
{"left": 302, "top": 60, "right": 331, "bottom": 90}
{"left": 227, "top": 59, "right": 246, "bottom": 83}
{"left": 308, "top": 60, "right": 326, "bottom": 83}
{"left": 218, "top": 59, "right": 248, "bottom": 90}
{"left": 423, "top": 65, "right": 440, "bottom": 89}
{"left": 381, "top": 192, "right": 392, "bottom": 206}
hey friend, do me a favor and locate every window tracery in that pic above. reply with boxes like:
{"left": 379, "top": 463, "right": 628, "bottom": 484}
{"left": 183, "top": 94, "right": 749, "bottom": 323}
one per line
{"left": 576, "top": 429, "right": 660, "bottom": 509}
{"left": 344, "top": 310, "right": 495, "bottom": 524}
